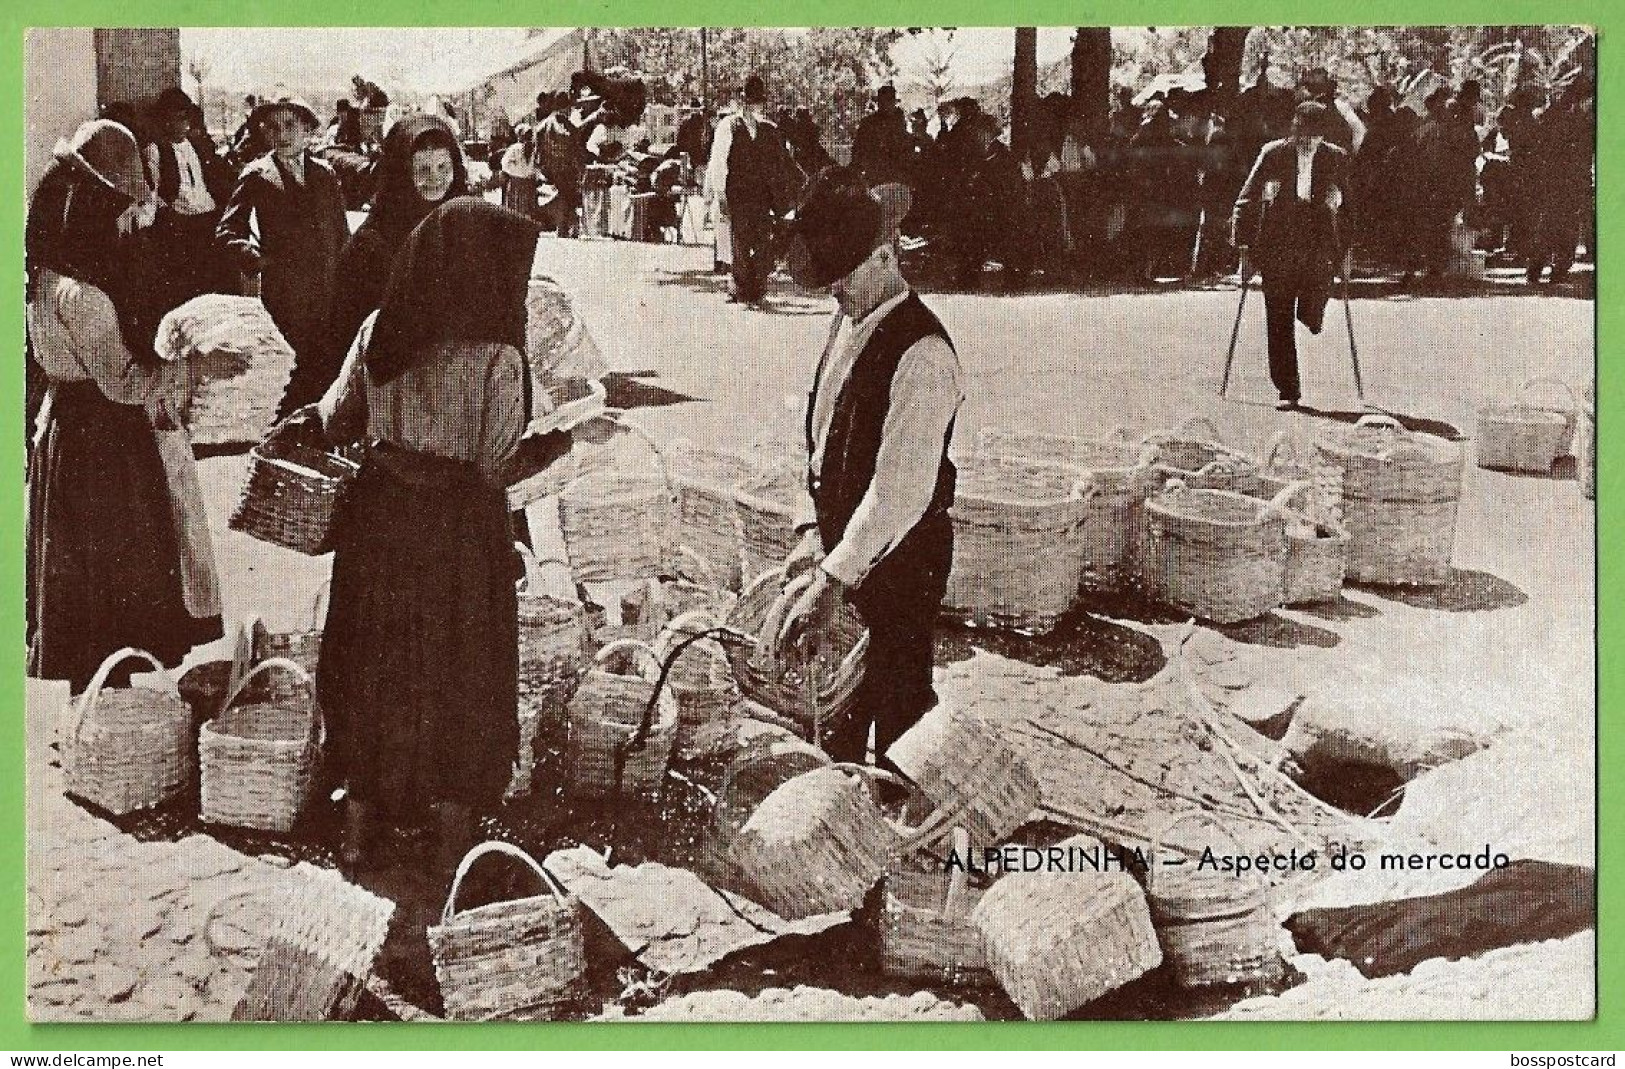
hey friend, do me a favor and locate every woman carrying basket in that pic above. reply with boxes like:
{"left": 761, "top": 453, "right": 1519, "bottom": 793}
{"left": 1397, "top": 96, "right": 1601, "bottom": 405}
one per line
{"left": 26, "top": 119, "right": 224, "bottom": 691}
{"left": 303, "top": 198, "right": 567, "bottom": 887}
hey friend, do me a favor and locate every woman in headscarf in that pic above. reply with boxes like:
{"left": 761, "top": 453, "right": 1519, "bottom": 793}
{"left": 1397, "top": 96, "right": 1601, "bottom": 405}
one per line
{"left": 27, "top": 120, "right": 224, "bottom": 690}
{"left": 308, "top": 198, "right": 565, "bottom": 888}
{"left": 216, "top": 96, "right": 349, "bottom": 420}
{"left": 329, "top": 114, "right": 469, "bottom": 359}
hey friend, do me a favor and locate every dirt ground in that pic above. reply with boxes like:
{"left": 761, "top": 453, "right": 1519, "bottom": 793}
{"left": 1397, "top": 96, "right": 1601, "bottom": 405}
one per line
{"left": 26, "top": 233, "right": 1596, "bottom": 1023}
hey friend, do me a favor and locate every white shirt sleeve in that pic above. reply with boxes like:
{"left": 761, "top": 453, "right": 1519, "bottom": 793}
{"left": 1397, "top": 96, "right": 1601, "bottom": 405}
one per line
{"left": 820, "top": 334, "right": 963, "bottom": 588}
{"left": 705, "top": 116, "right": 734, "bottom": 204}
{"left": 143, "top": 144, "right": 161, "bottom": 191}
{"left": 1335, "top": 97, "right": 1367, "bottom": 154}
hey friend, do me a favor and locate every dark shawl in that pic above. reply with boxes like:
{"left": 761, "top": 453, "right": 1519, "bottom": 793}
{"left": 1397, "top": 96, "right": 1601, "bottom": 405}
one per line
{"left": 329, "top": 115, "right": 469, "bottom": 357}
{"left": 364, "top": 197, "right": 540, "bottom": 386}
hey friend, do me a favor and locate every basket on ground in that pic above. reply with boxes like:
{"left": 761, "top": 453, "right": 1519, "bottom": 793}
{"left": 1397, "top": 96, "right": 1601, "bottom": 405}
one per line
{"left": 976, "top": 428, "right": 1161, "bottom": 593}
{"left": 970, "top": 833, "right": 1162, "bottom": 1020}
{"left": 427, "top": 842, "right": 585, "bottom": 1022}
{"left": 885, "top": 702, "right": 1040, "bottom": 850}
{"left": 1138, "top": 482, "right": 1298, "bottom": 624}
{"left": 199, "top": 657, "right": 321, "bottom": 833}
{"left": 1146, "top": 813, "right": 1285, "bottom": 988}
{"left": 515, "top": 544, "right": 589, "bottom": 687}
{"left": 878, "top": 827, "right": 993, "bottom": 986}
{"left": 557, "top": 415, "right": 675, "bottom": 583}
{"left": 1145, "top": 417, "right": 1257, "bottom": 484}
{"left": 1476, "top": 377, "right": 1579, "bottom": 473}
{"left": 1260, "top": 431, "right": 1343, "bottom": 527}
{"left": 243, "top": 589, "right": 327, "bottom": 702}
{"left": 653, "top": 609, "right": 741, "bottom": 757}
{"left": 65, "top": 648, "right": 192, "bottom": 815}
{"left": 564, "top": 640, "right": 678, "bottom": 801}
{"left": 943, "top": 455, "right": 1094, "bottom": 633}
{"left": 1313, "top": 415, "right": 1465, "bottom": 586}
{"left": 229, "top": 422, "right": 360, "bottom": 555}
{"left": 723, "top": 567, "right": 867, "bottom": 745}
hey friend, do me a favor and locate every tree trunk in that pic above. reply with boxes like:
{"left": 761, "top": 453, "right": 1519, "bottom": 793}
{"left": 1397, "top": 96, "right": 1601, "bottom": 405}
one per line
{"left": 1203, "top": 26, "right": 1251, "bottom": 103}
{"left": 1012, "top": 27, "right": 1038, "bottom": 161}
{"left": 1070, "top": 28, "right": 1112, "bottom": 140}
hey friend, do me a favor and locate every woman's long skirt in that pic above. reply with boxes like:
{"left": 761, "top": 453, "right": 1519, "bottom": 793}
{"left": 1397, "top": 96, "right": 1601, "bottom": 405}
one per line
{"left": 27, "top": 381, "right": 223, "bottom": 691}
{"left": 317, "top": 444, "right": 520, "bottom": 823}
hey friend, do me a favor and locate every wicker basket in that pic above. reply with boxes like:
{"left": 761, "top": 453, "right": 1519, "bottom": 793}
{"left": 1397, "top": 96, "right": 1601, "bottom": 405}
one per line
{"left": 970, "top": 833, "right": 1163, "bottom": 1020}
{"left": 723, "top": 567, "right": 868, "bottom": 745}
{"left": 944, "top": 455, "right": 1094, "bottom": 633}
{"left": 728, "top": 763, "right": 912, "bottom": 920}
{"left": 65, "top": 648, "right": 192, "bottom": 815}
{"left": 1139, "top": 482, "right": 1298, "bottom": 624}
{"left": 1282, "top": 519, "right": 1351, "bottom": 606}
{"left": 229, "top": 423, "right": 360, "bottom": 555}
{"left": 427, "top": 841, "right": 586, "bottom": 1022}
{"left": 557, "top": 414, "right": 676, "bottom": 584}
{"left": 243, "top": 588, "right": 327, "bottom": 703}
{"left": 515, "top": 544, "right": 589, "bottom": 687}
{"left": 653, "top": 609, "right": 741, "bottom": 757}
{"left": 885, "top": 703, "right": 1040, "bottom": 850}
{"left": 1477, "top": 377, "right": 1579, "bottom": 473}
{"left": 1313, "top": 415, "right": 1465, "bottom": 586}
{"left": 733, "top": 467, "right": 806, "bottom": 587}
{"left": 509, "top": 673, "right": 579, "bottom": 801}
{"left": 879, "top": 828, "right": 993, "bottom": 987}
{"left": 1146, "top": 813, "right": 1285, "bottom": 988}
{"left": 668, "top": 439, "right": 765, "bottom": 592}
{"left": 1261, "top": 431, "right": 1344, "bottom": 527}
{"left": 564, "top": 639, "right": 679, "bottom": 802}
{"left": 707, "top": 723, "right": 832, "bottom": 875}
{"left": 1579, "top": 383, "right": 1596, "bottom": 500}
{"left": 1146, "top": 416, "right": 1258, "bottom": 483}
{"left": 199, "top": 657, "right": 321, "bottom": 833}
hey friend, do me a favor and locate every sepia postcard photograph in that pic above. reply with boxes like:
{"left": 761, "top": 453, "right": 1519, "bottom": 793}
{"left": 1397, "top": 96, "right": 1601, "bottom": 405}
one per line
{"left": 18, "top": 21, "right": 1597, "bottom": 1031}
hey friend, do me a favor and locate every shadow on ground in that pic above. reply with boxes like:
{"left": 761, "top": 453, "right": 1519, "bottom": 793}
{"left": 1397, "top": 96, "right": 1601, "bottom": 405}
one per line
{"left": 935, "top": 605, "right": 1167, "bottom": 683}
{"left": 1352, "top": 568, "right": 1529, "bottom": 613}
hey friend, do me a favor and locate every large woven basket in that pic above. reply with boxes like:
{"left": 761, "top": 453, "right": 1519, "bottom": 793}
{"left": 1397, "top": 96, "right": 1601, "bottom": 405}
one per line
{"left": 733, "top": 467, "right": 806, "bottom": 588}
{"left": 1147, "top": 813, "right": 1285, "bottom": 988}
{"left": 564, "top": 639, "right": 679, "bottom": 802}
{"left": 653, "top": 609, "right": 741, "bottom": 758}
{"left": 229, "top": 423, "right": 360, "bottom": 555}
{"left": 1313, "top": 415, "right": 1465, "bottom": 586}
{"left": 668, "top": 439, "right": 765, "bottom": 592}
{"left": 1579, "top": 383, "right": 1596, "bottom": 500}
{"left": 879, "top": 828, "right": 992, "bottom": 987}
{"left": 558, "top": 415, "right": 676, "bottom": 584}
{"left": 427, "top": 841, "right": 586, "bottom": 1021}
{"left": 728, "top": 763, "right": 911, "bottom": 920}
{"left": 723, "top": 567, "right": 868, "bottom": 746}
{"left": 971, "top": 833, "right": 1163, "bottom": 1020}
{"left": 885, "top": 703, "right": 1040, "bottom": 850}
{"left": 1139, "top": 482, "right": 1298, "bottom": 624}
{"left": 65, "top": 648, "right": 192, "bottom": 815}
{"left": 944, "top": 455, "right": 1094, "bottom": 633}
{"left": 199, "top": 657, "right": 321, "bottom": 833}
{"left": 1477, "top": 377, "right": 1579, "bottom": 473}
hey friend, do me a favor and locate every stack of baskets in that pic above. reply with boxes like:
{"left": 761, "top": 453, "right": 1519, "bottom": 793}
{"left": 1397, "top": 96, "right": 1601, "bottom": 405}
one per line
{"left": 557, "top": 416, "right": 676, "bottom": 584}
{"left": 564, "top": 640, "right": 678, "bottom": 802}
{"left": 512, "top": 546, "right": 590, "bottom": 799}
{"left": 943, "top": 455, "right": 1094, "bottom": 633}
{"left": 199, "top": 657, "right": 322, "bottom": 833}
{"left": 229, "top": 423, "right": 360, "bottom": 555}
{"left": 427, "top": 841, "right": 586, "bottom": 1022}
{"left": 975, "top": 428, "right": 1160, "bottom": 594}
{"left": 1138, "top": 481, "right": 1298, "bottom": 624}
{"left": 724, "top": 568, "right": 868, "bottom": 746}
{"left": 885, "top": 703, "right": 1040, "bottom": 850}
{"left": 1313, "top": 415, "right": 1465, "bottom": 586}
{"left": 734, "top": 467, "right": 806, "bottom": 588}
{"left": 1476, "top": 377, "right": 1579, "bottom": 474}
{"left": 878, "top": 828, "right": 992, "bottom": 987}
{"left": 65, "top": 648, "right": 192, "bottom": 816}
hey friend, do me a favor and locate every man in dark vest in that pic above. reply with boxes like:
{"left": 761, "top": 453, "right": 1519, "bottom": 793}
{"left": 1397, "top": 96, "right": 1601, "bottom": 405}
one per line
{"left": 1231, "top": 100, "right": 1349, "bottom": 410}
{"left": 144, "top": 87, "right": 234, "bottom": 311}
{"left": 773, "top": 166, "right": 964, "bottom": 769}
{"left": 705, "top": 74, "right": 798, "bottom": 305}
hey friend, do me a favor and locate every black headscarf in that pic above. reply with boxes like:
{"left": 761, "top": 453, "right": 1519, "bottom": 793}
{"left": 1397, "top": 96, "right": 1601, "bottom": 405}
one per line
{"left": 360, "top": 114, "right": 469, "bottom": 246}
{"left": 25, "top": 161, "right": 163, "bottom": 366}
{"left": 364, "top": 197, "right": 540, "bottom": 386}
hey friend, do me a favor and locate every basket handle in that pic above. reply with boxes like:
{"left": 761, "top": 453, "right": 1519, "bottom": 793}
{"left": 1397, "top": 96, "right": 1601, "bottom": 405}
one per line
{"left": 674, "top": 544, "right": 722, "bottom": 590}
{"left": 514, "top": 541, "right": 571, "bottom": 593}
{"left": 441, "top": 840, "right": 568, "bottom": 925}
{"left": 829, "top": 761, "right": 966, "bottom": 849}
{"left": 1515, "top": 376, "right": 1579, "bottom": 413}
{"left": 1260, "top": 430, "right": 1296, "bottom": 471}
{"left": 217, "top": 656, "right": 315, "bottom": 723}
{"left": 1258, "top": 479, "right": 1313, "bottom": 523}
{"left": 941, "top": 826, "right": 972, "bottom": 919}
{"left": 593, "top": 638, "right": 663, "bottom": 680}
{"left": 1354, "top": 413, "right": 1404, "bottom": 433}
{"left": 74, "top": 647, "right": 175, "bottom": 745}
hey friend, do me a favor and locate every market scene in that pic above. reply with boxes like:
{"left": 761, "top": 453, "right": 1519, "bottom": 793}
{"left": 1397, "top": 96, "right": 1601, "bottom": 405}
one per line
{"left": 23, "top": 26, "right": 1595, "bottom": 1024}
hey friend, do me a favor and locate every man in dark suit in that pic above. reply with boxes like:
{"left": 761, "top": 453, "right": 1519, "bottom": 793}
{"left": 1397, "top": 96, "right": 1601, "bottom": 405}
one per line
{"left": 1231, "top": 100, "right": 1349, "bottom": 410}
{"left": 144, "top": 87, "right": 234, "bottom": 311}
{"left": 705, "top": 75, "right": 799, "bottom": 305}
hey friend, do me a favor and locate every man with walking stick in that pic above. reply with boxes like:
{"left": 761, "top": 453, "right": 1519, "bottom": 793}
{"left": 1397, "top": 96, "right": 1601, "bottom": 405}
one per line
{"left": 1229, "top": 101, "right": 1350, "bottom": 411}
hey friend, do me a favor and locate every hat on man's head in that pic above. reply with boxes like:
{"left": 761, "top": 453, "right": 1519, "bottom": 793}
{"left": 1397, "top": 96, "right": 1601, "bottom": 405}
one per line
{"left": 1292, "top": 99, "right": 1332, "bottom": 136}
{"left": 53, "top": 119, "right": 153, "bottom": 203}
{"left": 783, "top": 166, "right": 892, "bottom": 289}
{"left": 251, "top": 92, "right": 321, "bottom": 131}
{"left": 153, "top": 86, "right": 196, "bottom": 117}
{"left": 742, "top": 75, "right": 768, "bottom": 104}
{"left": 1302, "top": 66, "right": 1335, "bottom": 90}
{"left": 876, "top": 84, "right": 897, "bottom": 104}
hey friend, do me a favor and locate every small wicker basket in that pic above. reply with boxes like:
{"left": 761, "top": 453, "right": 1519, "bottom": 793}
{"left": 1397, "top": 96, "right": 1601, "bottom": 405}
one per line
{"left": 653, "top": 609, "right": 741, "bottom": 758}
{"left": 229, "top": 423, "right": 360, "bottom": 555}
{"left": 242, "top": 589, "right": 326, "bottom": 703}
{"left": 515, "top": 544, "right": 589, "bottom": 687}
{"left": 885, "top": 703, "right": 1040, "bottom": 850}
{"left": 723, "top": 567, "right": 868, "bottom": 746}
{"left": 1477, "top": 377, "right": 1579, "bottom": 473}
{"left": 878, "top": 827, "right": 993, "bottom": 987}
{"left": 1139, "top": 481, "right": 1299, "bottom": 624}
{"left": 1313, "top": 415, "right": 1465, "bottom": 586}
{"left": 564, "top": 639, "right": 679, "bottom": 802}
{"left": 65, "top": 648, "right": 192, "bottom": 815}
{"left": 427, "top": 841, "right": 586, "bottom": 1022}
{"left": 944, "top": 455, "right": 1095, "bottom": 633}
{"left": 1146, "top": 813, "right": 1285, "bottom": 988}
{"left": 558, "top": 414, "right": 677, "bottom": 584}
{"left": 199, "top": 657, "right": 321, "bottom": 833}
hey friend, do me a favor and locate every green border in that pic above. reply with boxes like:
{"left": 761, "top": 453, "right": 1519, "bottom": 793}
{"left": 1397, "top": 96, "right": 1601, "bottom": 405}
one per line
{"left": 2, "top": 0, "right": 1612, "bottom": 1051}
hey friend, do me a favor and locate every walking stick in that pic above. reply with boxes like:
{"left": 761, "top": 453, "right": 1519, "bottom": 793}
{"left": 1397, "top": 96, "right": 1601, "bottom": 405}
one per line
{"left": 1219, "top": 256, "right": 1250, "bottom": 398}
{"left": 1333, "top": 214, "right": 1366, "bottom": 402}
